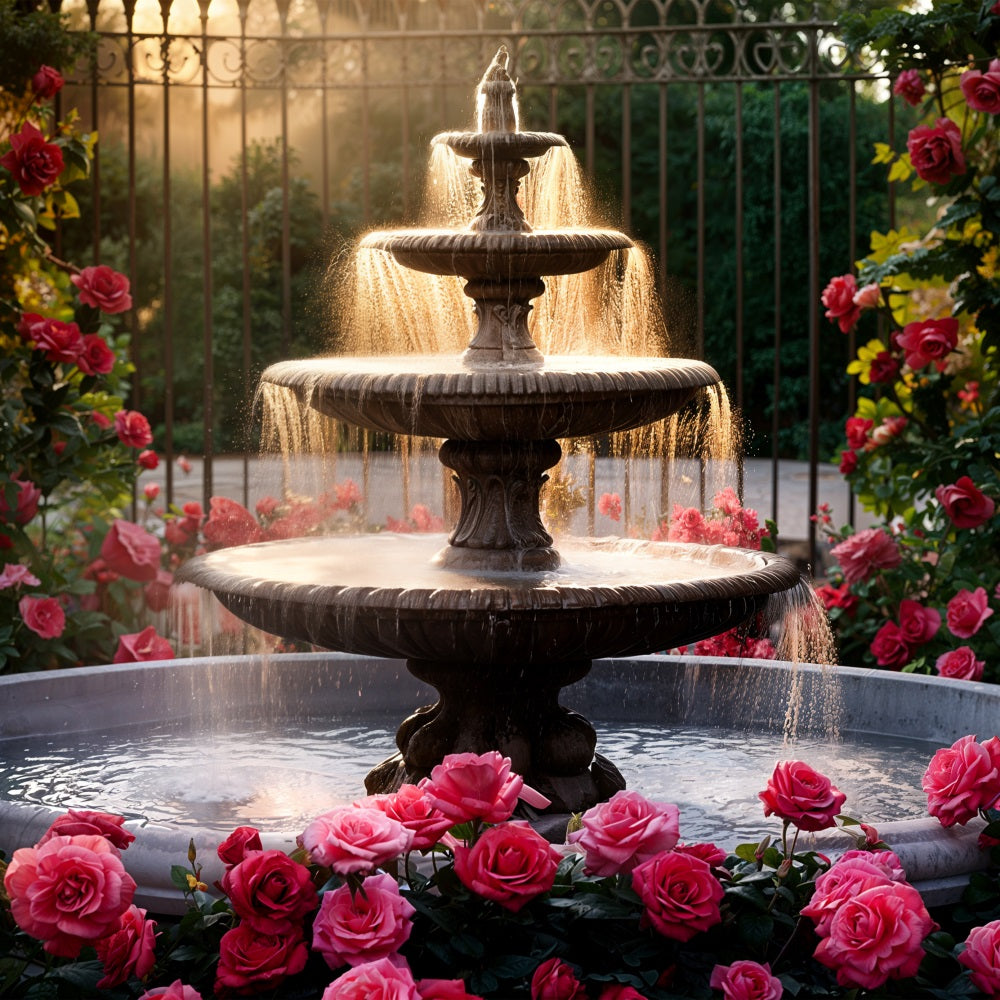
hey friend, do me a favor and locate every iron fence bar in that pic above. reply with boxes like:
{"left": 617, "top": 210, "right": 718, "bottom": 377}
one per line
{"left": 319, "top": 0, "right": 332, "bottom": 230}
{"left": 734, "top": 79, "right": 744, "bottom": 504}
{"left": 657, "top": 83, "right": 667, "bottom": 305}
{"left": 199, "top": 0, "right": 214, "bottom": 507}
{"left": 86, "top": 0, "right": 101, "bottom": 263}
{"left": 770, "top": 83, "right": 782, "bottom": 529}
{"left": 239, "top": 0, "right": 252, "bottom": 508}
{"left": 160, "top": 0, "right": 175, "bottom": 505}
{"left": 807, "top": 55, "right": 821, "bottom": 572}
{"left": 847, "top": 80, "right": 858, "bottom": 530}
{"left": 658, "top": 81, "right": 669, "bottom": 520}
{"left": 125, "top": 0, "right": 138, "bottom": 414}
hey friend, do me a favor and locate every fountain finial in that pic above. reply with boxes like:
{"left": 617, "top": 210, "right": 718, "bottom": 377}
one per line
{"left": 477, "top": 46, "right": 518, "bottom": 133}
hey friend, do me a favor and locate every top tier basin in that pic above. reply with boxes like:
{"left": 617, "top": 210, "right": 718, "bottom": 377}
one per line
{"left": 360, "top": 229, "right": 632, "bottom": 280}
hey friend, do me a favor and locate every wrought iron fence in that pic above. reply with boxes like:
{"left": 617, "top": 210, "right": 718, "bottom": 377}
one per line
{"left": 57, "top": 0, "right": 893, "bottom": 566}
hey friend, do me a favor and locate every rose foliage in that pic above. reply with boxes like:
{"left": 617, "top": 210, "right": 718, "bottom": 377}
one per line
{"left": 3, "top": 745, "right": 1000, "bottom": 998}
{"left": 818, "top": 2, "right": 1000, "bottom": 680}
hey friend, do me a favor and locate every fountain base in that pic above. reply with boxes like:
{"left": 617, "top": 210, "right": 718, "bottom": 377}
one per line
{"left": 1, "top": 654, "right": 992, "bottom": 912}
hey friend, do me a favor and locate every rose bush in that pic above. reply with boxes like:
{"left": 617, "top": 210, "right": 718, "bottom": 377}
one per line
{"left": 819, "top": 1, "right": 1000, "bottom": 682}
{"left": 4, "top": 744, "right": 1000, "bottom": 998}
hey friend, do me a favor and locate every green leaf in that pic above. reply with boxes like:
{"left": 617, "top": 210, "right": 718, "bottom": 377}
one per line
{"left": 737, "top": 910, "right": 774, "bottom": 950}
{"left": 170, "top": 864, "right": 192, "bottom": 891}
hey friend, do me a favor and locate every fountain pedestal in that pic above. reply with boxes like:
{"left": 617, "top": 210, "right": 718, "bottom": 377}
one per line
{"left": 366, "top": 657, "right": 624, "bottom": 812}
{"left": 437, "top": 438, "right": 561, "bottom": 572}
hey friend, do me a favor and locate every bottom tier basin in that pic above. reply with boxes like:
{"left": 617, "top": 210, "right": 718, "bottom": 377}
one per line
{"left": 179, "top": 536, "right": 801, "bottom": 662}
{"left": 0, "top": 654, "right": 991, "bottom": 911}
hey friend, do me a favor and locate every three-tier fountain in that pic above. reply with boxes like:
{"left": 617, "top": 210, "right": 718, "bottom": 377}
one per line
{"left": 180, "top": 48, "right": 800, "bottom": 814}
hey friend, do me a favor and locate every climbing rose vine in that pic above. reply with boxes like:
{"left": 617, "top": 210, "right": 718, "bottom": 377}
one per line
{"left": 819, "top": 1, "right": 1000, "bottom": 681}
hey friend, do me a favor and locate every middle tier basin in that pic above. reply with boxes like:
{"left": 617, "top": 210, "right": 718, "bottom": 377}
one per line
{"left": 180, "top": 536, "right": 801, "bottom": 663}
{"left": 261, "top": 356, "right": 720, "bottom": 440}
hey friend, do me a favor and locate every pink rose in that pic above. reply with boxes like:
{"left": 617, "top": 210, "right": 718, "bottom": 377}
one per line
{"left": 417, "top": 980, "right": 483, "bottom": 1000}
{"left": 567, "top": 789, "right": 680, "bottom": 876}
{"left": 76, "top": 333, "right": 117, "bottom": 376}
{"left": 709, "top": 961, "right": 782, "bottom": 1000}
{"left": 31, "top": 65, "right": 64, "bottom": 100}
{"left": 852, "top": 281, "right": 881, "bottom": 310}
{"left": 839, "top": 847, "right": 905, "bottom": 880}
{"left": 899, "top": 598, "right": 941, "bottom": 646}
{"left": 71, "top": 265, "right": 133, "bottom": 314}
{"left": 422, "top": 750, "right": 548, "bottom": 825}
{"left": 144, "top": 482, "right": 160, "bottom": 502}
{"left": 300, "top": 805, "right": 413, "bottom": 874}
{"left": 958, "top": 919, "right": 1000, "bottom": 997}
{"left": 898, "top": 599, "right": 940, "bottom": 645}
{"left": 922, "top": 734, "right": 1000, "bottom": 826}
{"left": 18, "top": 313, "right": 84, "bottom": 365}
{"left": 935, "top": 476, "right": 995, "bottom": 529}
{"left": 759, "top": 760, "right": 846, "bottom": 831}
{"left": 907, "top": 118, "right": 966, "bottom": 185}
{"left": 870, "top": 620, "right": 911, "bottom": 669}
{"left": 202, "top": 495, "right": 265, "bottom": 549}
{"left": 821, "top": 273, "right": 860, "bottom": 332}
{"left": 838, "top": 450, "right": 857, "bottom": 474}
{"left": 0, "top": 122, "right": 64, "bottom": 195}
{"left": 217, "top": 825, "right": 263, "bottom": 867}
{"left": 113, "top": 626, "right": 175, "bottom": 663}
{"left": 631, "top": 851, "right": 723, "bottom": 942}
{"left": 215, "top": 924, "right": 307, "bottom": 995}
{"left": 830, "top": 527, "right": 901, "bottom": 584}
{"left": 453, "top": 821, "right": 560, "bottom": 912}
{"left": 935, "top": 646, "right": 985, "bottom": 682}
{"left": 137, "top": 981, "right": 204, "bottom": 1000}
{"left": 311, "top": 872, "right": 414, "bottom": 968}
{"left": 138, "top": 449, "right": 159, "bottom": 470}
{"left": 38, "top": 809, "right": 135, "bottom": 850}
{"left": 3, "top": 834, "right": 137, "bottom": 957}
{"left": 897, "top": 316, "right": 959, "bottom": 370}
{"left": 95, "top": 904, "right": 157, "bottom": 988}
{"left": 321, "top": 956, "right": 418, "bottom": 999}
{"left": 222, "top": 849, "right": 318, "bottom": 934}
{"left": 893, "top": 69, "right": 925, "bottom": 106}
{"left": 598, "top": 492, "right": 622, "bottom": 522}
{"left": 368, "top": 784, "right": 454, "bottom": 850}
{"left": 813, "top": 883, "right": 936, "bottom": 990}
{"left": 596, "top": 987, "right": 647, "bottom": 1000}
{"left": 800, "top": 857, "right": 894, "bottom": 935}
{"left": 101, "top": 519, "right": 160, "bottom": 582}
{"left": 0, "top": 563, "right": 40, "bottom": 589}
{"left": 869, "top": 415, "right": 907, "bottom": 446}
{"left": 844, "top": 416, "right": 872, "bottom": 449}
{"left": 18, "top": 595, "right": 65, "bottom": 640}
{"left": 529, "top": 958, "right": 586, "bottom": 999}
{"left": 143, "top": 569, "right": 173, "bottom": 612}
{"left": 674, "top": 841, "right": 727, "bottom": 868}
{"left": 946, "top": 588, "right": 994, "bottom": 638}
{"left": 0, "top": 477, "right": 41, "bottom": 525}
{"left": 0, "top": 477, "right": 42, "bottom": 525}
{"left": 114, "top": 410, "right": 153, "bottom": 449}
{"left": 960, "top": 58, "right": 1000, "bottom": 114}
